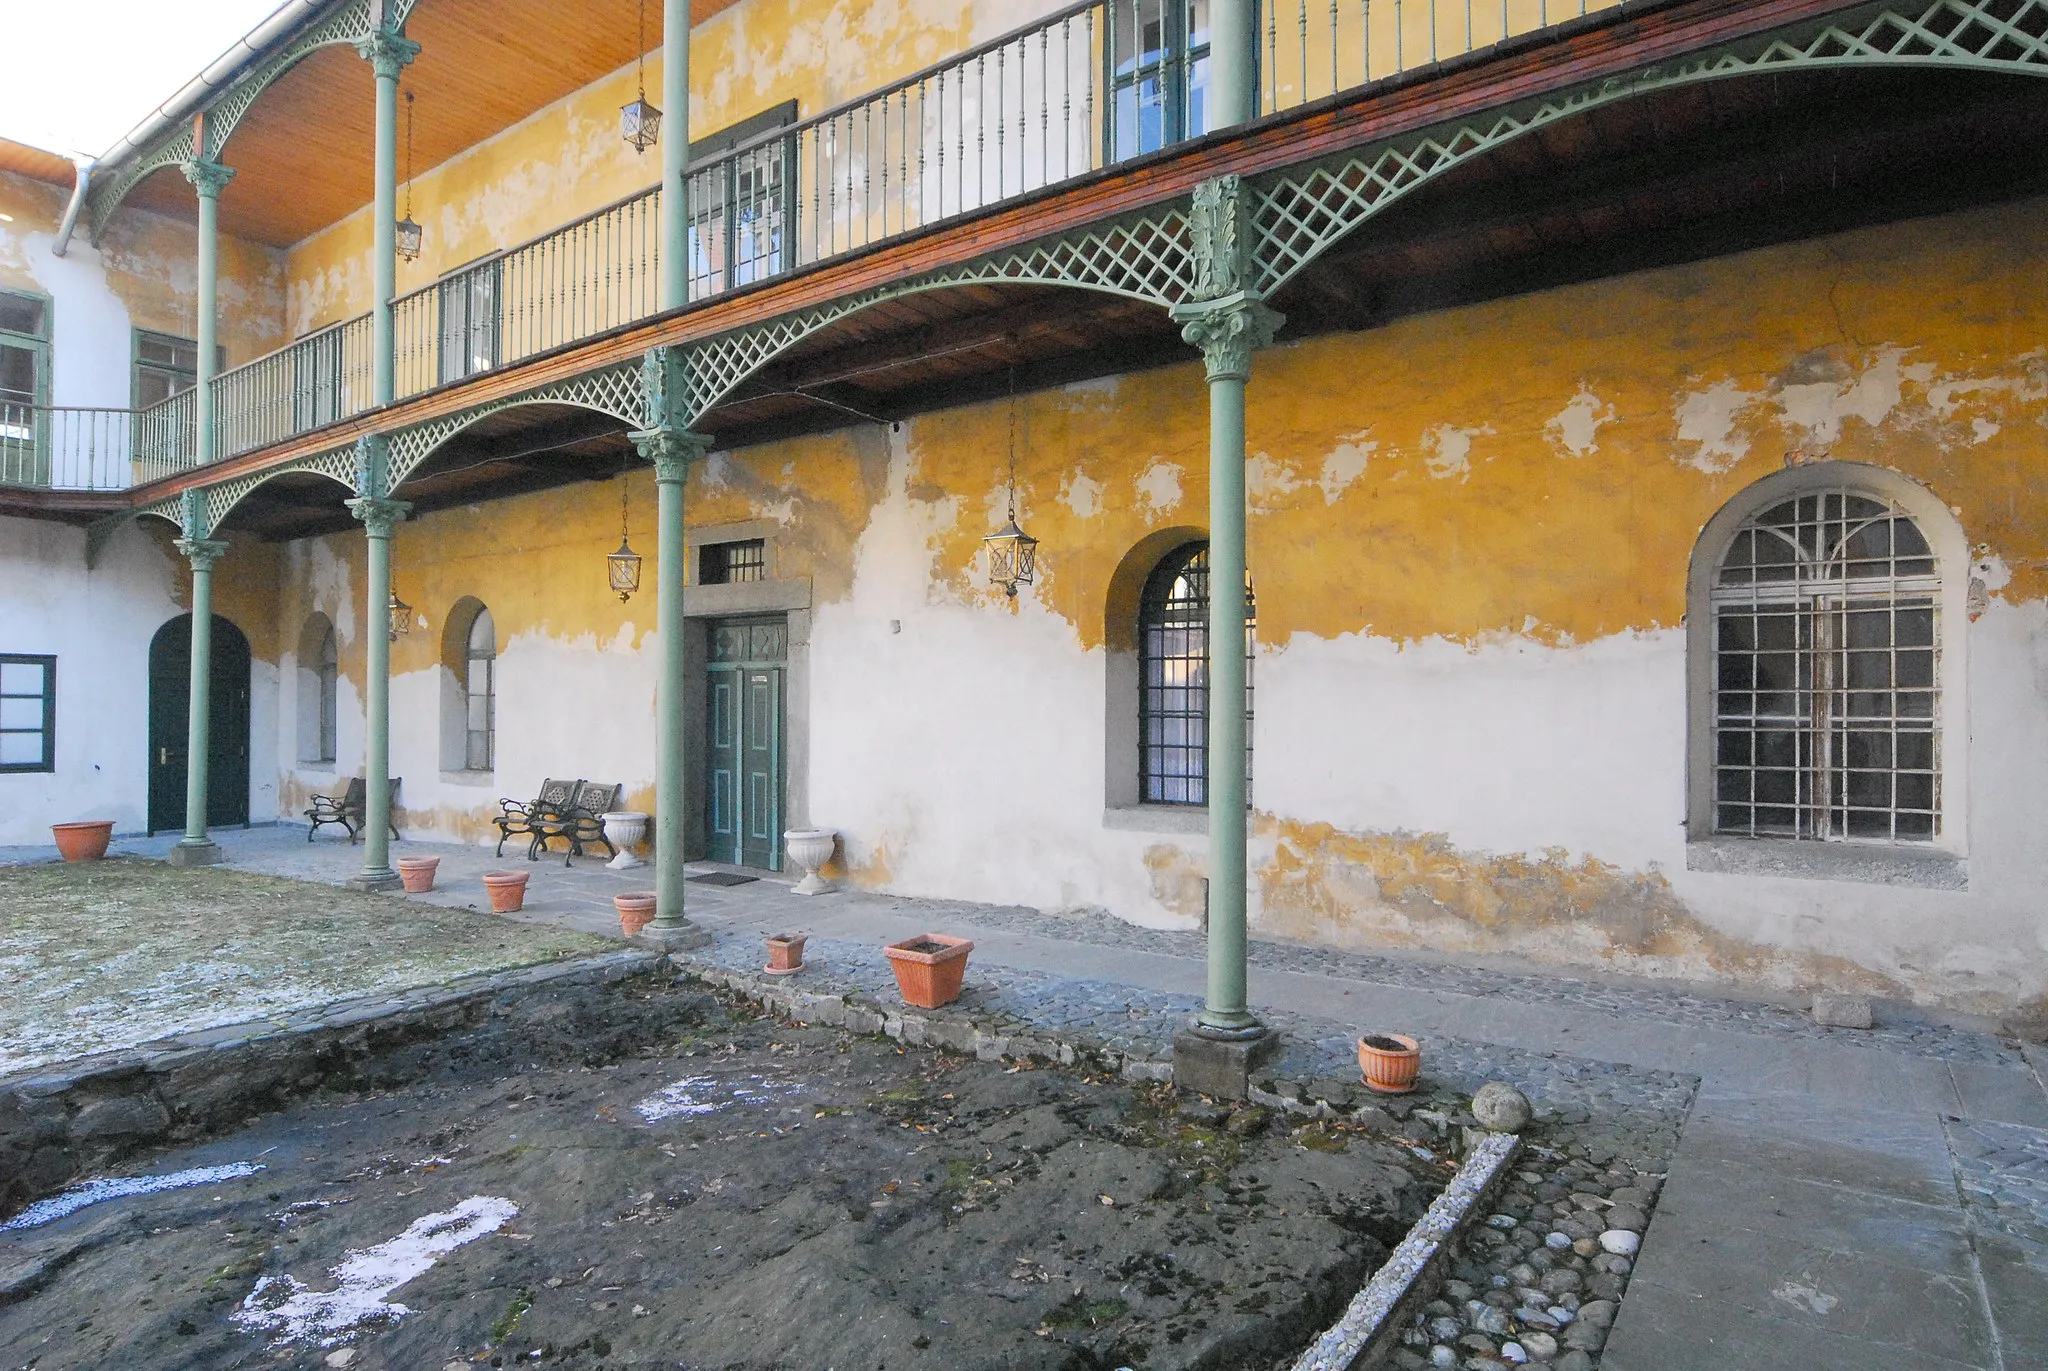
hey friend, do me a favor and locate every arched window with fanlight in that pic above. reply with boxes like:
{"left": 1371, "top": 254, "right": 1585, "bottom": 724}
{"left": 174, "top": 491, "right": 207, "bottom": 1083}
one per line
{"left": 441, "top": 599, "right": 497, "bottom": 774}
{"left": 1696, "top": 469, "right": 1959, "bottom": 849}
{"left": 295, "top": 613, "right": 338, "bottom": 766}
{"left": 1138, "top": 541, "right": 1253, "bottom": 805}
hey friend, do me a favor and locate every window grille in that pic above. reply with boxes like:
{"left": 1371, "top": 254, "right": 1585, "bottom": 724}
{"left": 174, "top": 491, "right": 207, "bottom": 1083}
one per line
{"left": 0, "top": 654, "right": 55, "bottom": 773}
{"left": 701, "top": 539, "right": 767, "bottom": 585}
{"left": 315, "top": 624, "right": 338, "bottom": 765}
{"left": 1138, "top": 542, "right": 1252, "bottom": 805}
{"left": 464, "top": 607, "right": 496, "bottom": 772}
{"left": 1712, "top": 490, "right": 1939, "bottom": 842}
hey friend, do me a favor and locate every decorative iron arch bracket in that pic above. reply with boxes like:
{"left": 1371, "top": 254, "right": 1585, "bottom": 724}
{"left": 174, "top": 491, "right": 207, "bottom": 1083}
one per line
{"left": 87, "top": 0, "right": 421, "bottom": 243}
{"left": 385, "top": 363, "right": 648, "bottom": 489}
{"left": 1248, "top": 0, "right": 2048, "bottom": 298}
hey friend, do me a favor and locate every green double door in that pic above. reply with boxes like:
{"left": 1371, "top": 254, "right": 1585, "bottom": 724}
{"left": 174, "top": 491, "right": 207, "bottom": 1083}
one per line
{"left": 704, "top": 617, "right": 786, "bottom": 870}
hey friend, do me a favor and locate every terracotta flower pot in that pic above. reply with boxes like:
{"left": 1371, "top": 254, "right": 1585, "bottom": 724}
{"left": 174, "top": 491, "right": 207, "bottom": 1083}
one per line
{"left": 50, "top": 821, "right": 115, "bottom": 863}
{"left": 481, "top": 870, "right": 530, "bottom": 913}
{"left": 614, "top": 891, "right": 658, "bottom": 939}
{"left": 395, "top": 856, "right": 440, "bottom": 894}
{"left": 764, "top": 932, "right": 807, "bottom": 976}
{"left": 883, "top": 934, "right": 973, "bottom": 1009}
{"left": 1358, "top": 1033, "right": 1421, "bottom": 1095}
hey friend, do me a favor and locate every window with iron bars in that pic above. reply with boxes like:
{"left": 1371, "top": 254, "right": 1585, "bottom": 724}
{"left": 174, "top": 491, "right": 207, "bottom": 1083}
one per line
{"left": 1139, "top": 541, "right": 1252, "bottom": 806}
{"left": 700, "top": 539, "right": 767, "bottom": 586}
{"left": 1712, "top": 489, "right": 1940, "bottom": 843}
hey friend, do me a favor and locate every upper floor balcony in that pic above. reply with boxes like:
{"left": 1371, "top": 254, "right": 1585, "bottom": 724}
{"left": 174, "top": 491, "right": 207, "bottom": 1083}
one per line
{"left": 4, "top": 0, "right": 1630, "bottom": 496}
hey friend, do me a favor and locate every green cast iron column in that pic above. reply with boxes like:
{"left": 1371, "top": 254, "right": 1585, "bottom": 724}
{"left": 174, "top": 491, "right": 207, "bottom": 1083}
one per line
{"left": 659, "top": 0, "right": 691, "bottom": 311}
{"left": 169, "top": 491, "right": 227, "bottom": 867}
{"left": 1171, "top": 176, "right": 1282, "bottom": 1038}
{"left": 346, "top": 438, "right": 410, "bottom": 893}
{"left": 631, "top": 416, "right": 711, "bottom": 947}
{"left": 357, "top": 25, "right": 420, "bottom": 407}
{"left": 181, "top": 158, "right": 233, "bottom": 464}
{"left": 1209, "top": 0, "right": 1258, "bottom": 129}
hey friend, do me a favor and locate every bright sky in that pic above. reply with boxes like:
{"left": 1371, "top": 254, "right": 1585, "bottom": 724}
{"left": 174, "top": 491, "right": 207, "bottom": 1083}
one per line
{"left": 0, "top": 0, "right": 288, "bottom": 158}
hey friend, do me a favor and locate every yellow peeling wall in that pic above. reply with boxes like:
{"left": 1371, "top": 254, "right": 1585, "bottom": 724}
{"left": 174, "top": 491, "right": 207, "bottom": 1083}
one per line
{"left": 0, "top": 170, "right": 287, "bottom": 375}
{"left": 283, "top": 0, "right": 1018, "bottom": 332}
{"left": 243, "top": 195, "right": 2048, "bottom": 1019}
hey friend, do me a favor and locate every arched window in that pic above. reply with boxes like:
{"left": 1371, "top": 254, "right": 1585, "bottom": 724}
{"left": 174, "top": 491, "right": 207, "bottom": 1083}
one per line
{"left": 1138, "top": 542, "right": 1253, "bottom": 805}
{"left": 463, "top": 606, "right": 496, "bottom": 772}
{"left": 1707, "top": 482, "right": 1942, "bottom": 843}
{"left": 295, "top": 613, "right": 338, "bottom": 765}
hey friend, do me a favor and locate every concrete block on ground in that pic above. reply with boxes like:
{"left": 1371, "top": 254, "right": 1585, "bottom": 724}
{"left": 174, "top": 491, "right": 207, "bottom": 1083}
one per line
{"left": 1812, "top": 993, "right": 1875, "bottom": 1029}
{"left": 1173, "top": 1028, "right": 1281, "bottom": 1102}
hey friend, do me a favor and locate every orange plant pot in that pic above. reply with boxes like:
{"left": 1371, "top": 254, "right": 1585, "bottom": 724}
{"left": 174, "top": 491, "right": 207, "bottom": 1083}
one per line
{"left": 1358, "top": 1033, "right": 1421, "bottom": 1095}
{"left": 883, "top": 934, "right": 973, "bottom": 1009}
{"left": 395, "top": 856, "right": 440, "bottom": 894}
{"left": 614, "top": 891, "right": 658, "bottom": 938}
{"left": 51, "top": 821, "right": 115, "bottom": 863}
{"left": 764, "top": 933, "right": 807, "bottom": 976}
{"left": 481, "top": 871, "right": 530, "bottom": 913}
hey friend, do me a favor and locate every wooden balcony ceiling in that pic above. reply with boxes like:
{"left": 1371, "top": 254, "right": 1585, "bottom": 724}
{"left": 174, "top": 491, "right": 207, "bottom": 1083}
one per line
{"left": 118, "top": 0, "right": 741, "bottom": 247}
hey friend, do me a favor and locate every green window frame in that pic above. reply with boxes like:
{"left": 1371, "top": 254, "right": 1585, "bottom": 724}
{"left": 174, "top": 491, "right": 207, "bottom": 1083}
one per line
{"left": 1, "top": 288, "right": 52, "bottom": 486}
{"left": 0, "top": 654, "right": 57, "bottom": 773}
{"left": 132, "top": 329, "right": 222, "bottom": 411}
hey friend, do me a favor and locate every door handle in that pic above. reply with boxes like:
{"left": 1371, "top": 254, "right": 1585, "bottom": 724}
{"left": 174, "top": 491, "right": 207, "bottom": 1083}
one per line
{"left": 160, "top": 747, "right": 170, "bottom": 765}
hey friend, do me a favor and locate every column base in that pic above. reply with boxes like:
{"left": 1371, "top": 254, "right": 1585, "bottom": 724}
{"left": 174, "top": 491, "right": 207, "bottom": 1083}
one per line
{"left": 1173, "top": 1024, "right": 1279, "bottom": 1102}
{"left": 166, "top": 839, "right": 223, "bottom": 868}
{"left": 346, "top": 869, "right": 405, "bottom": 893}
{"left": 635, "top": 921, "right": 713, "bottom": 951}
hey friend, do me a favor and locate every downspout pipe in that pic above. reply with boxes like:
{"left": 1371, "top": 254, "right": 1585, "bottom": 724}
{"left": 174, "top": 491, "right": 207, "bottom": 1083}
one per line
{"left": 50, "top": 157, "right": 92, "bottom": 257}
{"left": 54, "top": 0, "right": 336, "bottom": 253}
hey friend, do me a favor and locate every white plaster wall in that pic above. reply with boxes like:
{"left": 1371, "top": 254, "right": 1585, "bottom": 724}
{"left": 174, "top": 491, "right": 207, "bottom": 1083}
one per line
{"left": 0, "top": 516, "right": 176, "bottom": 842}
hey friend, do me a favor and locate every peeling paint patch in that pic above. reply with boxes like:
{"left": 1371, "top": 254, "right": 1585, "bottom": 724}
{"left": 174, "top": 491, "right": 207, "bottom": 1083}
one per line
{"left": 0, "top": 1164, "right": 267, "bottom": 1232}
{"left": 1062, "top": 470, "right": 1105, "bottom": 519}
{"left": 1143, "top": 844, "right": 1207, "bottom": 921}
{"left": 1773, "top": 345, "right": 1925, "bottom": 442}
{"left": 1673, "top": 378, "right": 1759, "bottom": 473}
{"left": 1247, "top": 450, "right": 1306, "bottom": 510}
{"left": 1421, "top": 424, "right": 1491, "bottom": 481}
{"left": 1319, "top": 432, "right": 1376, "bottom": 503}
{"left": 1134, "top": 461, "right": 1184, "bottom": 518}
{"left": 233, "top": 1196, "right": 520, "bottom": 1347}
{"left": 1545, "top": 386, "right": 1615, "bottom": 458}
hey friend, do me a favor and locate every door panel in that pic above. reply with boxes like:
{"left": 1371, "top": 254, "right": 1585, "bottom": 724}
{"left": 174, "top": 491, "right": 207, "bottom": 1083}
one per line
{"left": 147, "top": 614, "right": 253, "bottom": 834}
{"left": 702, "top": 617, "right": 787, "bottom": 871}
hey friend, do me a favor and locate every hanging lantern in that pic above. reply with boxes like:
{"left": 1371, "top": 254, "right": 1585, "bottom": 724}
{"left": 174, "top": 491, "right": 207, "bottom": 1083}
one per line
{"left": 621, "top": 96, "right": 662, "bottom": 153}
{"left": 607, "top": 457, "right": 643, "bottom": 600}
{"left": 387, "top": 589, "right": 411, "bottom": 641}
{"left": 396, "top": 90, "right": 424, "bottom": 262}
{"left": 984, "top": 514, "right": 1038, "bottom": 598}
{"left": 985, "top": 367, "right": 1038, "bottom": 597}
{"left": 621, "top": 0, "right": 662, "bottom": 152}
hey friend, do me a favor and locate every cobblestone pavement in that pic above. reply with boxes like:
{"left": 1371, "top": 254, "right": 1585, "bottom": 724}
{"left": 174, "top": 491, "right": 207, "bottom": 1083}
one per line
{"left": 10, "top": 825, "right": 2047, "bottom": 1369}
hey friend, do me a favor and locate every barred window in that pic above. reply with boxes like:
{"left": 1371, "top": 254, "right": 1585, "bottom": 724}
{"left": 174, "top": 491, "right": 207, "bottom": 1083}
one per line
{"left": 1712, "top": 489, "right": 1939, "bottom": 843}
{"left": 1138, "top": 542, "right": 1252, "bottom": 805}
{"left": 701, "top": 538, "right": 766, "bottom": 585}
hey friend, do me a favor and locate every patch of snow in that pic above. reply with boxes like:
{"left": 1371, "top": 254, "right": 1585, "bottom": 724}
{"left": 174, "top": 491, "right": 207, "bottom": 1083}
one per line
{"left": 1, "top": 1163, "right": 267, "bottom": 1232}
{"left": 633, "top": 1073, "right": 802, "bottom": 1123}
{"left": 233, "top": 1195, "right": 519, "bottom": 1347}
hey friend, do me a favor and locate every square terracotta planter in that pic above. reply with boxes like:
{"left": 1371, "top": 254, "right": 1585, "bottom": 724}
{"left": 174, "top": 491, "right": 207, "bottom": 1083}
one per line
{"left": 764, "top": 933, "right": 807, "bottom": 976}
{"left": 883, "top": 934, "right": 973, "bottom": 1009}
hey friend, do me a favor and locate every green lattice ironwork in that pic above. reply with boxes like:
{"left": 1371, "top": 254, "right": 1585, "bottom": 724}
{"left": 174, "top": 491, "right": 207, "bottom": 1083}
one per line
{"left": 1249, "top": 0, "right": 2048, "bottom": 297}
{"left": 385, "top": 362, "right": 646, "bottom": 488}
{"left": 675, "top": 204, "right": 1196, "bottom": 424}
{"left": 87, "top": 0, "right": 420, "bottom": 242}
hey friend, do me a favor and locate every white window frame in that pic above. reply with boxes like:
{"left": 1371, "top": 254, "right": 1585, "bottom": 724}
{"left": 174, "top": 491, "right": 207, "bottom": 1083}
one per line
{"left": 1685, "top": 461, "right": 1969, "bottom": 887}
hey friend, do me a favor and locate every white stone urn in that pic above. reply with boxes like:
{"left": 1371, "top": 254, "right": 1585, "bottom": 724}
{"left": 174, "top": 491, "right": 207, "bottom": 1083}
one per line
{"left": 783, "top": 828, "right": 837, "bottom": 895}
{"left": 602, "top": 811, "right": 649, "bottom": 870}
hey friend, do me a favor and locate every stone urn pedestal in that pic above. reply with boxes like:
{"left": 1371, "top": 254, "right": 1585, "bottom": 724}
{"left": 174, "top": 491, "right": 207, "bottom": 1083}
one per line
{"left": 783, "top": 828, "right": 837, "bottom": 896}
{"left": 602, "top": 812, "right": 649, "bottom": 870}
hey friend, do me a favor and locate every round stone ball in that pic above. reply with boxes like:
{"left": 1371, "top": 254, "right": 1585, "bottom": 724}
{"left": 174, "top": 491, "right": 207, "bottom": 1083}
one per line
{"left": 1472, "top": 1082, "right": 1534, "bottom": 1133}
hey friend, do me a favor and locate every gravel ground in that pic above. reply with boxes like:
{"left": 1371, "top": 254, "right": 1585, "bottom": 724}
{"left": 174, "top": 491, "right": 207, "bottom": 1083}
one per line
{"left": 0, "top": 987, "right": 1452, "bottom": 1371}
{"left": 0, "top": 858, "right": 611, "bottom": 1074}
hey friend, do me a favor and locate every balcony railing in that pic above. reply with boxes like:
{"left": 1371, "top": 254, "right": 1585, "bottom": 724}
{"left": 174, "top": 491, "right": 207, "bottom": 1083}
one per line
{"left": 19, "top": 0, "right": 1607, "bottom": 492}
{"left": 0, "top": 402, "right": 148, "bottom": 492}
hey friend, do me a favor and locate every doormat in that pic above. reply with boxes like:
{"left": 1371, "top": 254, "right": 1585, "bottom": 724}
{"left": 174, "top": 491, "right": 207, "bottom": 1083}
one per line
{"left": 688, "top": 872, "right": 759, "bottom": 887}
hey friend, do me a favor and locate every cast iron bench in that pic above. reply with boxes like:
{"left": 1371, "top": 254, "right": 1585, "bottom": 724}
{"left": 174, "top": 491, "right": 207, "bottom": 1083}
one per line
{"left": 304, "top": 777, "right": 401, "bottom": 843}
{"left": 526, "top": 780, "right": 623, "bottom": 866}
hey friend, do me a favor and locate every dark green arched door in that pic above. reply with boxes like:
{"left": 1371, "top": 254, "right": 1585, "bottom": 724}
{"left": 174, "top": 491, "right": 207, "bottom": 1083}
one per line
{"left": 147, "top": 613, "right": 251, "bottom": 834}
